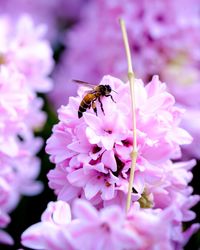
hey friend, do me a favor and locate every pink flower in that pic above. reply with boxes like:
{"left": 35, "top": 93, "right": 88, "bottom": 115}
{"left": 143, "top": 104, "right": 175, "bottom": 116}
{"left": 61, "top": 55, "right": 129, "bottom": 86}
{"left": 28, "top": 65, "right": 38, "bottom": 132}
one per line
{"left": 21, "top": 201, "right": 75, "bottom": 250}
{"left": 45, "top": 73, "right": 198, "bottom": 248}
{"left": 0, "top": 13, "right": 54, "bottom": 243}
{"left": 50, "top": 0, "right": 200, "bottom": 159}
{"left": 0, "top": 210, "right": 13, "bottom": 245}
{"left": 48, "top": 165, "right": 81, "bottom": 203}
{"left": 0, "top": 14, "right": 54, "bottom": 92}
{"left": 51, "top": 0, "right": 200, "bottom": 108}
{"left": 46, "top": 75, "right": 197, "bottom": 219}
{"left": 0, "top": 66, "right": 31, "bottom": 134}
{"left": 21, "top": 200, "right": 140, "bottom": 250}
{"left": 180, "top": 108, "right": 200, "bottom": 158}
{"left": 70, "top": 200, "right": 140, "bottom": 250}
{"left": 127, "top": 202, "right": 200, "bottom": 249}
{"left": 21, "top": 199, "right": 200, "bottom": 250}
{"left": 0, "top": 0, "right": 88, "bottom": 42}
{"left": 0, "top": 65, "right": 44, "bottom": 208}
{"left": 0, "top": 229, "right": 13, "bottom": 246}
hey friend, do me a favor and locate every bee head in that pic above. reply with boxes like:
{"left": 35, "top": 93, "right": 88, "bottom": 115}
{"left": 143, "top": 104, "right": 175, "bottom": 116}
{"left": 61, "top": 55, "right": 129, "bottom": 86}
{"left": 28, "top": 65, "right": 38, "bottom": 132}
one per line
{"left": 104, "top": 85, "right": 112, "bottom": 94}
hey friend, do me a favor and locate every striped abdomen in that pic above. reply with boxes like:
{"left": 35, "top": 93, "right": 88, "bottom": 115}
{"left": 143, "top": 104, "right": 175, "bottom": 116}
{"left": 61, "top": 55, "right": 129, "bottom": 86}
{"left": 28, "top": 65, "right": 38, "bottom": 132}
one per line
{"left": 78, "top": 93, "right": 95, "bottom": 118}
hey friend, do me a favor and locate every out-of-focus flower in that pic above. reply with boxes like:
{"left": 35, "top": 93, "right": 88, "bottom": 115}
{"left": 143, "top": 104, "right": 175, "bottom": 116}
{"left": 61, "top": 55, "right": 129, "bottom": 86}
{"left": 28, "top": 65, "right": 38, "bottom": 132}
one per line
{"left": 0, "top": 67, "right": 43, "bottom": 245}
{"left": 0, "top": 14, "right": 54, "bottom": 244}
{"left": 51, "top": 0, "right": 200, "bottom": 158}
{"left": 46, "top": 75, "right": 198, "bottom": 222}
{"left": 70, "top": 200, "right": 140, "bottom": 250}
{"left": 21, "top": 201, "right": 75, "bottom": 250}
{"left": 0, "top": 66, "right": 31, "bottom": 134}
{"left": 51, "top": 0, "right": 200, "bottom": 106}
{"left": 21, "top": 199, "right": 200, "bottom": 250}
{"left": 0, "top": 210, "right": 13, "bottom": 245}
{"left": 180, "top": 108, "right": 200, "bottom": 158}
{"left": 127, "top": 202, "right": 200, "bottom": 250}
{"left": 0, "top": 0, "right": 89, "bottom": 42}
{"left": 0, "top": 15, "right": 54, "bottom": 93}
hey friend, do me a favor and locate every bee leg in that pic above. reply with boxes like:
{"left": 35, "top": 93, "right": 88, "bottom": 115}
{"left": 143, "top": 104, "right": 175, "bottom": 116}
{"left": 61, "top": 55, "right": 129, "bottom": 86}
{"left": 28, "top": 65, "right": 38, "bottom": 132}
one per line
{"left": 98, "top": 97, "right": 105, "bottom": 115}
{"left": 92, "top": 101, "right": 98, "bottom": 116}
{"left": 105, "top": 94, "right": 116, "bottom": 103}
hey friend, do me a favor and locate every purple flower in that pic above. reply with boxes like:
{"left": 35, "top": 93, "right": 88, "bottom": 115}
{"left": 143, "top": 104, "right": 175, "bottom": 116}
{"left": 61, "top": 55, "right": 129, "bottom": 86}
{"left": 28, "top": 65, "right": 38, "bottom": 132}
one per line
{"left": 21, "top": 199, "right": 140, "bottom": 250}
{"left": 46, "top": 75, "right": 198, "bottom": 222}
{"left": 0, "top": 210, "right": 13, "bottom": 245}
{"left": 0, "top": 0, "right": 87, "bottom": 42}
{"left": 21, "top": 199, "right": 200, "bottom": 250}
{"left": 21, "top": 201, "right": 75, "bottom": 250}
{"left": 0, "top": 13, "right": 54, "bottom": 243}
{"left": 51, "top": 0, "right": 200, "bottom": 107}
{"left": 71, "top": 200, "right": 140, "bottom": 250}
{"left": 180, "top": 108, "right": 200, "bottom": 158}
{"left": 0, "top": 15, "right": 54, "bottom": 92}
{"left": 50, "top": 0, "right": 200, "bottom": 158}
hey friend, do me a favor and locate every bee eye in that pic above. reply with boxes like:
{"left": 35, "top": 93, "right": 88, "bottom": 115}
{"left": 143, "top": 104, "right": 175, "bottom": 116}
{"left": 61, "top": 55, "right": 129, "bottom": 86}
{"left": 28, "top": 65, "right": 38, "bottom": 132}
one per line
{"left": 107, "top": 85, "right": 111, "bottom": 92}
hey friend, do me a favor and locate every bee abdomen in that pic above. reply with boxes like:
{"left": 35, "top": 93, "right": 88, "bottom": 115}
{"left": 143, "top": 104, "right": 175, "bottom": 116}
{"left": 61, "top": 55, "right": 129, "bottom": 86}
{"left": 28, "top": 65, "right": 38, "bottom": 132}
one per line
{"left": 78, "top": 110, "right": 84, "bottom": 118}
{"left": 78, "top": 100, "right": 91, "bottom": 118}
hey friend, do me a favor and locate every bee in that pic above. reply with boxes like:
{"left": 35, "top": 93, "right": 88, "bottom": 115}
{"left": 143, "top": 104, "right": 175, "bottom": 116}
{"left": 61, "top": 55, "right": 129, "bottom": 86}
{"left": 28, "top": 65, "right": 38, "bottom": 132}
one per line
{"left": 73, "top": 80, "right": 117, "bottom": 118}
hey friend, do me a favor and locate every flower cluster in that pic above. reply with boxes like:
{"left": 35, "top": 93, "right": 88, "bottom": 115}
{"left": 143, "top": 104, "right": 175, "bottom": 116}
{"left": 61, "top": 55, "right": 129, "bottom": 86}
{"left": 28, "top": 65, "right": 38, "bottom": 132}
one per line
{"left": 21, "top": 200, "right": 199, "bottom": 250}
{"left": 47, "top": 76, "right": 193, "bottom": 206}
{"left": 0, "top": 14, "right": 54, "bottom": 245}
{"left": 51, "top": 0, "right": 200, "bottom": 158}
{"left": 44, "top": 75, "right": 199, "bottom": 248}
{"left": 0, "top": 0, "right": 89, "bottom": 42}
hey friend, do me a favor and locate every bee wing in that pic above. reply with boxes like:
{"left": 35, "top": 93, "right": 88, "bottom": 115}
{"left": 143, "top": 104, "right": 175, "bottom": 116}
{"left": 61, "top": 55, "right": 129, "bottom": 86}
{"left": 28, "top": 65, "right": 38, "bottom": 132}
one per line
{"left": 72, "top": 79, "right": 97, "bottom": 89}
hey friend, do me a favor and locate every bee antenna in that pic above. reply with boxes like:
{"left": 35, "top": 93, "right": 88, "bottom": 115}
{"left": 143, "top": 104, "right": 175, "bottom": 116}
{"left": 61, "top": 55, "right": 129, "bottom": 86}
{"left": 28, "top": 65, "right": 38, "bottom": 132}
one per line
{"left": 112, "top": 89, "right": 118, "bottom": 94}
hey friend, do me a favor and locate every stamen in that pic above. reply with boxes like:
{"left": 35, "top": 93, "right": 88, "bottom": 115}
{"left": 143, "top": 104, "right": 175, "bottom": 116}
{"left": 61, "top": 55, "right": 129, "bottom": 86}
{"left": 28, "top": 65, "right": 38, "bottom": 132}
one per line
{"left": 0, "top": 53, "right": 6, "bottom": 65}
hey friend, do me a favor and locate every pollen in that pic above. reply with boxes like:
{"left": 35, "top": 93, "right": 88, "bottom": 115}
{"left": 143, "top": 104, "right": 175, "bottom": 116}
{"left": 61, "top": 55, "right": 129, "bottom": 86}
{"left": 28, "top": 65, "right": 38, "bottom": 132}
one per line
{"left": 105, "top": 181, "right": 111, "bottom": 187}
{"left": 0, "top": 53, "right": 6, "bottom": 65}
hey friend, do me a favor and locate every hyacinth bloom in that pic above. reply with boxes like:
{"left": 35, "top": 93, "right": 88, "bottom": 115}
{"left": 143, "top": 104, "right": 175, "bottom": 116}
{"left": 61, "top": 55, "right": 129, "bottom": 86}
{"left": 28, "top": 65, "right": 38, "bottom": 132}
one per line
{"left": 21, "top": 201, "right": 75, "bottom": 250}
{"left": 21, "top": 199, "right": 200, "bottom": 250}
{"left": 0, "top": 14, "right": 54, "bottom": 244}
{"left": 46, "top": 75, "right": 198, "bottom": 235}
{"left": 21, "top": 200, "right": 139, "bottom": 250}
{"left": 51, "top": 0, "right": 200, "bottom": 158}
{"left": 0, "top": 14, "right": 54, "bottom": 93}
{"left": 0, "top": 0, "right": 89, "bottom": 42}
{"left": 0, "top": 65, "right": 43, "bottom": 245}
{"left": 52, "top": 0, "right": 200, "bottom": 105}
